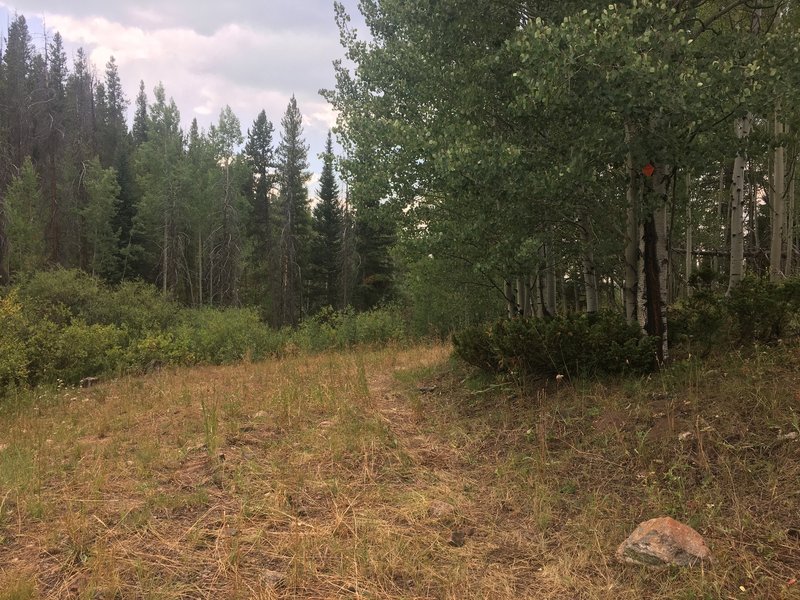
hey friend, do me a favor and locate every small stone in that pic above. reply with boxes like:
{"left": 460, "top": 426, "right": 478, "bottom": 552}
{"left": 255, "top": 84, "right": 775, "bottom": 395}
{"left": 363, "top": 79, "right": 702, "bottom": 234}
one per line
{"left": 777, "top": 431, "right": 799, "bottom": 443}
{"left": 427, "top": 500, "right": 456, "bottom": 519}
{"left": 448, "top": 530, "right": 467, "bottom": 547}
{"left": 678, "top": 431, "right": 693, "bottom": 442}
{"left": 617, "top": 517, "right": 711, "bottom": 568}
{"left": 260, "top": 569, "right": 285, "bottom": 589}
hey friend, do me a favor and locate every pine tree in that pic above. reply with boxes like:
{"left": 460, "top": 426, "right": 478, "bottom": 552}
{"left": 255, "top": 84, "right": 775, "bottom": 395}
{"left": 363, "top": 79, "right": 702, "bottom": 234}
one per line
{"left": 275, "top": 96, "right": 311, "bottom": 325}
{"left": 353, "top": 197, "right": 395, "bottom": 310}
{"left": 309, "top": 131, "right": 343, "bottom": 312}
{"left": 43, "top": 32, "right": 68, "bottom": 265}
{"left": 3, "top": 15, "right": 34, "bottom": 170}
{"left": 132, "top": 80, "right": 148, "bottom": 146}
{"left": 243, "top": 110, "right": 277, "bottom": 319}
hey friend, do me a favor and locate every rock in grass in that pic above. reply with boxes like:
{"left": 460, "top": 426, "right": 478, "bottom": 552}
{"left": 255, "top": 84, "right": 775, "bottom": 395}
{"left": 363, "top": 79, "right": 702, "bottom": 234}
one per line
{"left": 428, "top": 500, "right": 456, "bottom": 519}
{"left": 616, "top": 517, "right": 711, "bottom": 567}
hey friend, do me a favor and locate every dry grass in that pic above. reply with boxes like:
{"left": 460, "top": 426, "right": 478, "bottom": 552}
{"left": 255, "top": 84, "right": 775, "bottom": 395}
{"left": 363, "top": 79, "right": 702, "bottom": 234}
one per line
{"left": 0, "top": 342, "right": 798, "bottom": 599}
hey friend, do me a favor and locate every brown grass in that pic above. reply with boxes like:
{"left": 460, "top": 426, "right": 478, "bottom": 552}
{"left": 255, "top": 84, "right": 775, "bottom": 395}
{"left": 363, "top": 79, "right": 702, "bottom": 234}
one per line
{"left": 0, "top": 342, "right": 799, "bottom": 599}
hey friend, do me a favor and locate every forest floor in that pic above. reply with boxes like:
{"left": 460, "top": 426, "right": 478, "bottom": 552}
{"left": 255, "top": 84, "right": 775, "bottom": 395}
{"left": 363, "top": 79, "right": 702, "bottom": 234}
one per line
{"left": 0, "top": 342, "right": 799, "bottom": 599}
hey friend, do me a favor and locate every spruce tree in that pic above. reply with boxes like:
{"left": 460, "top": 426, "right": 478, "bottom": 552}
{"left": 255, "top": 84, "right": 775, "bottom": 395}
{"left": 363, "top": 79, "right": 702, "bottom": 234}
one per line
{"left": 243, "top": 110, "right": 278, "bottom": 319}
{"left": 309, "top": 131, "right": 343, "bottom": 312}
{"left": 132, "top": 80, "right": 148, "bottom": 146}
{"left": 275, "top": 96, "right": 311, "bottom": 325}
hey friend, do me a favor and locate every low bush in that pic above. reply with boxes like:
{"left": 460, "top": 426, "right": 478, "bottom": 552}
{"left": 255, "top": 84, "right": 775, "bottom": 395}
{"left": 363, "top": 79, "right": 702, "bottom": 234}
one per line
{"left": 454, "top": 312, "right": 658, "bottom": 380}
{"left": 0, "top": 272, "right": 412, "bottom": 397}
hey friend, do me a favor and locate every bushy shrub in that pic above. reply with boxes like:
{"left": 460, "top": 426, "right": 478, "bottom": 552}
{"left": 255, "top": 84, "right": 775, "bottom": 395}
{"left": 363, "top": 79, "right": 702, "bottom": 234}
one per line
{"left": 41, "top": 321, "right": 125, "bottom": 385}
{"left": 671, "top": 277, "right": 800, "bottom": 350}
{"left": 295, "top": 306, "right": 408, "bottom": 351}
{"left": 180, "top": 308, "right": 280, "bottom": 363}
{"left": 668, "top": 291, "right": 727, "bottom": 353}
{"left": 454, "top": 313, "right": 658, "bottom": 379}
{"left": 0, "top": 291, "right": 30, "bottom": 389}
{"left": 16, "top": 269, "right": 103, "bottom": 325}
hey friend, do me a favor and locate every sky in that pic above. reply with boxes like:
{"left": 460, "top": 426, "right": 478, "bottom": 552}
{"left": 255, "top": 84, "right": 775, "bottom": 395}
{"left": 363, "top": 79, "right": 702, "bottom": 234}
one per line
{"left": 0, "top": 0, "right": 365, "bottom": 189}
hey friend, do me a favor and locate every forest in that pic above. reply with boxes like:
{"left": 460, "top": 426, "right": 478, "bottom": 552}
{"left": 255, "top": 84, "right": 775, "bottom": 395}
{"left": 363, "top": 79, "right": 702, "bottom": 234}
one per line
{"left": 0, "top": 14, "right": 395, "bottom": 326}
{"left": 1, "top": 1, "right": 800, "bottom": 598}
{"left": 0, "top": 1, "right": 799, "bottom": 381}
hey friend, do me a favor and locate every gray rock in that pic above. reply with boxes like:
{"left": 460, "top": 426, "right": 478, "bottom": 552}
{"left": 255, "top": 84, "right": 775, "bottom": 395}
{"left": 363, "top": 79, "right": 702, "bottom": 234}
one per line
{"left": 617, "top": 517, "right": 711, "bottom": 567}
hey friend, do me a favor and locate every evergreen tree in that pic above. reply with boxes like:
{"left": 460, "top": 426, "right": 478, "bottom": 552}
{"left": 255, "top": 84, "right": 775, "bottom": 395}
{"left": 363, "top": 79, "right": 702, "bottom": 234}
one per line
{"left": 132, "top": 80, "right": 148, "bottom": 146}
{"left": 275, "top": 96, "right": 311, "bottom": 325}
{"left": 242, "top": 110, "right": 278, "bottom": 320}
{"left": 3, "top": 15, "right": 34, "bottom": 170}
{"left": 353, "top": 197, "right": 395, "bottom": 310}
{"left": 309, "top": 131, "right": 343, "bottom": 312}
{"left": 43, "top": 32, "right": 68, "bottom": 265}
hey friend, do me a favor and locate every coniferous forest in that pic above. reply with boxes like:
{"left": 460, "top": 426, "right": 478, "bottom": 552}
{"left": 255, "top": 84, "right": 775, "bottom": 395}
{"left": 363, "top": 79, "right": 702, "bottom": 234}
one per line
{"left": 0, "top": 14, "right": 395, "bottom": 326}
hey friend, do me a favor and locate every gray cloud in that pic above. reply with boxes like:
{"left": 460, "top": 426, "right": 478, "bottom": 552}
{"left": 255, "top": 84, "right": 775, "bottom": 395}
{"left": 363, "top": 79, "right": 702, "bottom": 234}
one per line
{"left": 0, "top": 0, "right": 365, "bottom": 182}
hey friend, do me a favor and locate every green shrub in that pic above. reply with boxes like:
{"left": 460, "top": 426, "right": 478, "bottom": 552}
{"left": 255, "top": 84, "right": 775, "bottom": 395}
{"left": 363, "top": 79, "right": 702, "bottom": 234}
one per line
{"left": 40, "top": 321, "right": 125, "bottom": 385}
{"left": 180, "top": 308, "right": 280, "bottom": 364}
{"left": 16, "top": 269, "right": 103, "bottom": 325}
{"left": 669, "top": 291, "right": 727, "bottom": 354}
{"left": 0, "top": 292, "right": 30, "bottom": 389}
{"left": 454, "top": 313, "right": 658, "bottom": 379}
{"left": 123, "top": 331, "right": 195, "bottom": 372}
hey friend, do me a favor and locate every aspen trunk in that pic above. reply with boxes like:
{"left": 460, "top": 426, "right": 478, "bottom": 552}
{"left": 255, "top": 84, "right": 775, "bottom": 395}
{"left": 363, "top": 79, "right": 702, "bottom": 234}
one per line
{"left": 639, "top": 164, "right": 670, "bottom": 363}
{"left": 517, "top": 276, "right": 529, "bottom": 318}
{"left": 727, "top": 114, "right": 753, "bottom": 293}
{"left": 787, "top": 170, "right": 796, "bottom": 276}
{"left": 770, "top": 114, "right": 786, "bottom": 281}
{"left": 685, "top": 173, "right": 693, "bottom": 297}
{"left": 534, "top": 272, "right": 544, "bottom": 318}
{"left": 580, "top": 210, "right": 599, "bottom": 313}
{"left": 624, "top": 145, "right": 639, "bottom": 324}
{"left": 162, "top": 217, "right": 169, "bottom": 295}
{"left": 504, "top": 280, "right": 515, "bottom": 319}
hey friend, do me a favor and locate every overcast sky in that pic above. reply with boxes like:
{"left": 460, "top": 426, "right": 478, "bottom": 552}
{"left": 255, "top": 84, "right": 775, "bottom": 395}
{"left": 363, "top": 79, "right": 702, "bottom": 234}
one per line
{"left": 0, "top": 0, "right": 364, "bottom": 188}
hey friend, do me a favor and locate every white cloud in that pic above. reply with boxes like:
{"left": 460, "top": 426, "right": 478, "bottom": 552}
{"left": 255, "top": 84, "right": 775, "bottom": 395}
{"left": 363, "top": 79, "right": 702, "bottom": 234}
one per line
{"left": 0, "top": 0, "right": 361, "bottom": 181}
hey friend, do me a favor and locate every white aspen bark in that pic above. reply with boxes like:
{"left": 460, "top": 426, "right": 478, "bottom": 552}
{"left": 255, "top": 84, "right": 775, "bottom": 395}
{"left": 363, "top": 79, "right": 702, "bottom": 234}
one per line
{"left": 198, "top": 232, "right": 203, "bottom": 307}
{"left": 727, "top": 114, "right": 753, "bottom": 293}
{"left": 163, "top": 217, "right": 169, "bottom": 296}
{"left": 685, "top": 173, "right": 693, "bottom": 297}
{"left": 534, "top": 272, "right": 544, "bottom": 318}
{"left": 580, "top": 210, "right": 599, "bottom": 313}
{"left": 517, "top": 276, "right": 529, "bottom": 318}
{"left": 624, "top": 134, "right": 639, "bottom": 324}
{"left": 770, "top": 114, "right": 786, "bottom": 281}
{"left": 546, "top": 266, "right": 557, "bottom": 317}
{"left": 505, "top": 280, "right": 514, "bottom": 319}
{"left": 787, "top": 170, "right": 796, "bottom": 276}
{"left": 654, "top": 172, "right": 670, "bottom": 363}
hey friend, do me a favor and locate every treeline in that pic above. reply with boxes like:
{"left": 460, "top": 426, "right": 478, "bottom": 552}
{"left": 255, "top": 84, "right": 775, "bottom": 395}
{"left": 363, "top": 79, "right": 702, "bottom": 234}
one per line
{"left": 327, "top": 0, "right": 800, "bottom": 360}
{"left": 0, "top": 15, "right": 394, "bottom": 327}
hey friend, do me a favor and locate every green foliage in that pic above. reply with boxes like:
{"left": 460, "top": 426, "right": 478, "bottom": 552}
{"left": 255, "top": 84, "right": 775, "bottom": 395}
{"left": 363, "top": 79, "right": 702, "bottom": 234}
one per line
{"left": 294, "top": 306, "right": 407, "bottom": 352}
{"left": 671, "top": 277, "right": 800, "bottom": 351}
{"left": 454, "top": 313, "right": 658, "bottom": 380}
{"left": 179, "top": 308, "right": 281, "bottom": 364}
{"left": 0, "top": 292, "right": 30, "bottom": 389}
{"left": 0, "top": 271, "right": 412, "bottom": 397}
